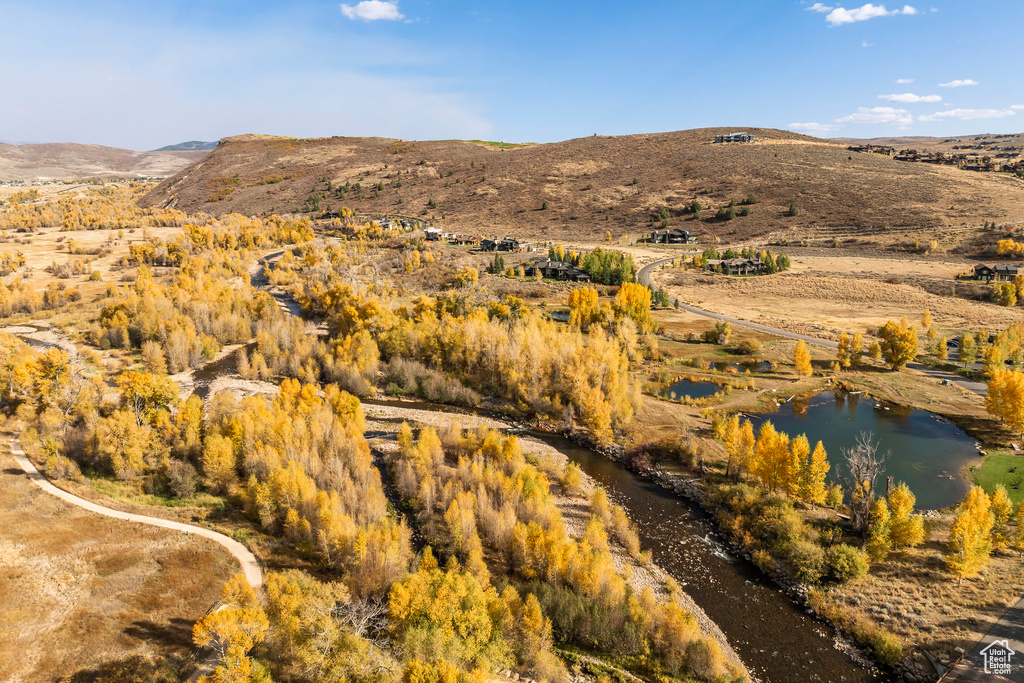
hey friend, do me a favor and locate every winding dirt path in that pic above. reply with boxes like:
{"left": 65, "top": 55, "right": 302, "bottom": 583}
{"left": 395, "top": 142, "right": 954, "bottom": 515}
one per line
{"left": 8, "top": 435, "right": 263, "bottom": 588}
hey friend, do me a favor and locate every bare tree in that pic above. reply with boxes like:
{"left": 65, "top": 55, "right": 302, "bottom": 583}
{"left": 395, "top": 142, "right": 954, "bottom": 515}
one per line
{"left": 842, "top": 432, "right": 889, "bottom": 535}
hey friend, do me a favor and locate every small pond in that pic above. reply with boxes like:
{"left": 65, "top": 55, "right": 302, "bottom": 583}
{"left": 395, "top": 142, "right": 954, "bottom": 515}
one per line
{"left": 752, "top": 390, "right": 981, "bottom": 510}
{"left": 712, "top": 360, "right": 772, "bottom": 373}
{"left": 661, "top": 378, "right": 723, "bottom": 401}
{"left": 548, "top": 310, "right": 570, "bottom": 323}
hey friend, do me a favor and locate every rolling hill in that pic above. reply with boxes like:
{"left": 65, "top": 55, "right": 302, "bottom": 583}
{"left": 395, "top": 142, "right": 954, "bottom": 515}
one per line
{"left": 139, "top": 128, "right": 1024, "bottom": 242}
{"left": 0, "top": 142, "right": 210, "bottom": 181}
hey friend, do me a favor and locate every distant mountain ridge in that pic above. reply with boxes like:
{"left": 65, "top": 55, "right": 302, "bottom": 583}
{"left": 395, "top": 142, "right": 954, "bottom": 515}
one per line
{"left": 0, "top": 142, "right": 208, "bottom": 181}
{"left": 140, "top": 127, "right": 1024, "bottom": 242}
{"left": 153, "top": 141, "right": 219, "bottom": 152}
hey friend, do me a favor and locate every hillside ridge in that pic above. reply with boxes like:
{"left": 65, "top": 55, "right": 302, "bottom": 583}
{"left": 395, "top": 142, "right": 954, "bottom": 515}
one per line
{"left": 140, "top": 127, "right": 1024, "bottom": 242}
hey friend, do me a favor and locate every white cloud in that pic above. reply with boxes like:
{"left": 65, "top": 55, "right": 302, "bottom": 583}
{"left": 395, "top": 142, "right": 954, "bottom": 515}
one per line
{"left": 806, "top": 3, "right": 834, "bottom": 11}
{"left": 788, "top": 122, "right": 841, "bottom": 135}
{"left": 340, "top": 1, "right": 404, "bottom": 21}
{"left": 878, "top": 93, "right": 941, "bottom": 103}
{"left": 824, "top": 4, "right": 918, "bottom": 26}
{"left": 1012, "top": 105, "right": 1024, "bottom": 110}
{"left": 896, "top": 78, "right": 914, "bottom": 84}
{"left": 939, "top": 79, "right": 978, "bottom": 87}
{"left": 862, "top": 40, "right": 873, "bottom": 47}
{"left": 919, "top": 108, "right": 1015, "bottom": 122}
{"left": 836, "top": 106, "right": 913, "bottom": 125}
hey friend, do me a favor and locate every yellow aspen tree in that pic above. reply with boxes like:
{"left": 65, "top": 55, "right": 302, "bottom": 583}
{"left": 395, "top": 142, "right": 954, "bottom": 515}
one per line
{"left": 990, "top": 485, "right": 1013, "bottom": 550}
{"left": 788, "top": 434, "right": 811, "bottom": 498}
{"left": 937, "top": 336, "right": 948, "bottom": 361}
{"left": 947, "top": 485, "right": 995, "bottom": 583}
{"left": 887, "top": 482, "right": 925, "bottom": 550}
{"left": 921, "top": 308, "right": 932, "bottom": 328}
{"left": 868, "top": 340, "right": 883, "bottom": 362}
{"left": 736, "top": 419, "right": 756, "bottom": 480}
{"left": 878, "top": 320, "right": 918, "bottom": 370}
{"left": 851, "top": 332, "right": 864, "bottom": 366}
{"left": 836, "top": 332, "right": 852, "bottom": 369}
{"left": 193, "top": 574, "right": 269, "bottom": 683}
{"left": 793, "top": 340, "right": 812, "bottom": 377}
{"left": 806, "top": 441, "right": 830, "bottom": 507}
{"left": 202, "top": 433, "right": 237, "bottom": 494}
{"left": 724, "top": 415, "right": 741, "bottom": 478}
{"left": 1013, "top": 502, "right": 1024, "bottom": 557}
{"left": 866, "top": 497, "right": 891, "bottom": 562}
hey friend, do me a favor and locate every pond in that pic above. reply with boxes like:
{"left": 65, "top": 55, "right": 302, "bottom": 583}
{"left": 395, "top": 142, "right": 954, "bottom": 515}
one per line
{"left": 661, "top": 378, "right": 723, "bottom": 401}
{"left": 548, "top": 310, "right": 570, "bottom": 323}
{"left": 713, "top": 360, "right": 773, "bottom": 373}
{"left": 751, "top": 390, "right": 981, "bottom": 510}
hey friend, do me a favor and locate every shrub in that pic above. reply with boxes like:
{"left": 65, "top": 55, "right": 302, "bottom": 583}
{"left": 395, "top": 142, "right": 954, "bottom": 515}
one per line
{"left": 752, "top": 549, "right": 774, "bottom": 572}
{"left": 870, "top": 631, "right": 904, "bottom": 667}
{"left": 825, "top": 544, "right": 869, "bottom": 582}
{"left": 716, "top": 206, "right": 736, "bottom": 221}
{"left": 787, "top": 204, "right": 799, "bottom": 217}
{"left": 685, "top": 636, "right": 726, "bottom": 680}
{"left": 787, "top": 540, "right": 825, "bottom": 583}
{"left": 735, "top": 339, "right": 762, "bottom": 355}
{"left": 44, "top": 454, "right": 80, "bottom": 480}
{"left": 166, "top": 459, "right": 199, "bottom": 498}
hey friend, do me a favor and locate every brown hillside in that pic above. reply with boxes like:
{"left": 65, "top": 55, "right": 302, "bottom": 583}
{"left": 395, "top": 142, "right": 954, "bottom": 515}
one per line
{"left": 0, "top": 142, "right": 208, "bottom": 181}
{"left": 140, "top": 128, "right": 1024, "bottom": 242}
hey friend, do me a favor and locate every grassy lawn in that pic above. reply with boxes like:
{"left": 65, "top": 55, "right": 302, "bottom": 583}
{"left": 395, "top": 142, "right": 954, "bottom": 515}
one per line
{"left": 969, "top": 450, "right": 1024, "bottom": 505}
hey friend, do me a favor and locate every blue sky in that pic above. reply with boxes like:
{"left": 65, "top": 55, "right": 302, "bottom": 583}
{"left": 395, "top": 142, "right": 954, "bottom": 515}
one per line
{"left": 0, "top": 0, "right": 1020, "bottom": 149}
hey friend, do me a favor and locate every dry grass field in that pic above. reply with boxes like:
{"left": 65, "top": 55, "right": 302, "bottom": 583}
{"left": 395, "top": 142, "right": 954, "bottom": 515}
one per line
{"left": 654, "top": 253, "right": 1024, "bottom": 341}
{"left": 139, "top": 128, "right": 1024, "bottom": 242}
{"left": 0, "top": 143, "right": 207, "bottom": 181}
{"left": 0, "top": 224, "right": 180, "bottom": 297}
{"left": 0, "top": 428, "right": 236, "bottom": 683}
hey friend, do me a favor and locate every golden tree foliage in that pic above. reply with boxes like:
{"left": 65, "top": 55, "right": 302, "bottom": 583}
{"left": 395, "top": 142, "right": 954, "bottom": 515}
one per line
{"left": 986, "top": 368, "right": 1024, "bottom": 437}
{"left": 990, "top": 485, "right": 1014, "bottom": 550}
{"left": 887, "top": 482, "right": 925, "bottom": 551}
{"left": 611, "top": 282, "right": 654, "bottom": 333}
{"left": 793, "top": 340, "right": 812, "bottom": 376}
{"left": 193, "top": 574, "right": 269, "bottom": 683}
{"left": 947, "top": 486, "right": 995, "bottom": 582}
{"left": 877, "top": 320, "right": 918, "bottom": 370}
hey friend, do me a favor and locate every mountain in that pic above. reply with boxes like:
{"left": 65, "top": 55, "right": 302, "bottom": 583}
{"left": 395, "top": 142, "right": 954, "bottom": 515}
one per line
{"left": 0, "top": 142, "right": 210, "bottom": 181}
{"left": 153, "top": 141, "right": 219, "bottom": 152}
{"left": 139, "top": 128, "right": 1024, "bottom": 242}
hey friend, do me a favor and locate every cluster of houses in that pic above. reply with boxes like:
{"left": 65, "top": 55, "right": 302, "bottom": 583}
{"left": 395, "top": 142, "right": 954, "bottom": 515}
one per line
{"left": 964, "top": 264, "right": 1022, "bottom": 282}
{"left": 705, "top": 257, "right": 765, "bottom": 275}
{"left": 847, "top": 144, "right": 896, "bottom": 156}
{"left": 861, "top": 148, "right": 1018, "bottom": 173}
{"left": 649, "top": 228, "right": 697, "bottom": 244}
{"left": 714, "top": 132, "right": 755, "bottom": 144}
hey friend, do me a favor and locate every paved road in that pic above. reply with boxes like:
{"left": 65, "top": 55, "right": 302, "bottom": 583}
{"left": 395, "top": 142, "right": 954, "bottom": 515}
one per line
{"left": 8, "top": 435, "right": 263, "bottom": 588}
{"left": 638, "top": 256, "right": 987, "bottom": 397}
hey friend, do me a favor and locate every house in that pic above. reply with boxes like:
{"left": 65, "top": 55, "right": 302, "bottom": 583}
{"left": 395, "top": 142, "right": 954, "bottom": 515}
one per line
{"left": 424, "top": 227, "right": 443, "bottom": 241}
{"left": 706, "top": 257, "right": 765, "bottom": 275}
{"left": 447, "top": 234, "right": 481, "bottom": 246}
{"left": 523, "top": 259, "right": 592, "bottom": 282}
{"left": 715, "top": 132, "right": 754, "bottom": 144}
{"left": 651, "top": 228, "right": 696, "bottom": 244}
{"left": 969, "top": 264, "right": 1020, "bottom": 282}
{"left": 480, "top": 239, "right": 498, "bottom": 252}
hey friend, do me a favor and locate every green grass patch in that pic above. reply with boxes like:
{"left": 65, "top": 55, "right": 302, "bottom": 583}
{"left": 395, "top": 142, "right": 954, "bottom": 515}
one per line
{"left": 86, "top": 475, "right": 227, "bottom": 510}
{"left": 970, "top": 450, "right": 1024, "bottom": 505}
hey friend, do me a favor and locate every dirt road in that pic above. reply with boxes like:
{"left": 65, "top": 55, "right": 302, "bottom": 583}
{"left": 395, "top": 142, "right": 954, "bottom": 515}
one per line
{"left": 8, "top": 435, "right": 263, "bottom": 588}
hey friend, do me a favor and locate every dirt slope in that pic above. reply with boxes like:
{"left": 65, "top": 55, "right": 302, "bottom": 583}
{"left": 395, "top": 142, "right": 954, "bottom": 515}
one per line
{"left": 0, "top": 142, "right": 209, "bottom": 181}
{"left": 140, "top": 128, "right": 1024, "bottom": 242}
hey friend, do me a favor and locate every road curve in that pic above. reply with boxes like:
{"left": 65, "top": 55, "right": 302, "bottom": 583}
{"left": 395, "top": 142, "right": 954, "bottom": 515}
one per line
{"left": 8, "top": 435, "right": 263, "bottom": 588}
{"left": 638, "top": 256, "right": 987, "bottom": 396}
